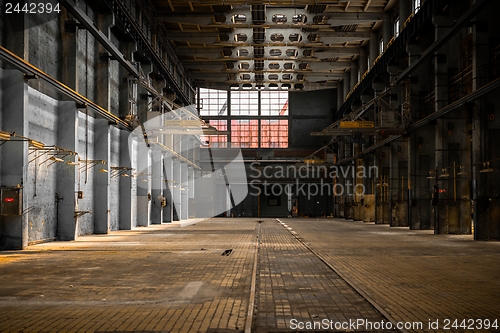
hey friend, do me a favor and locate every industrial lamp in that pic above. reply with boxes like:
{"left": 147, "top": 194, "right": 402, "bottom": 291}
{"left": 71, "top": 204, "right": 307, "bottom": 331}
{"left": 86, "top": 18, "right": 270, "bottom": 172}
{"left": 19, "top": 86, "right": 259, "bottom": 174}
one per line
{"left": 479, "top": 162, "right": 495, "bottom": 173}
{"left": 0, "top": 131, "right": 11, "bottom": 140}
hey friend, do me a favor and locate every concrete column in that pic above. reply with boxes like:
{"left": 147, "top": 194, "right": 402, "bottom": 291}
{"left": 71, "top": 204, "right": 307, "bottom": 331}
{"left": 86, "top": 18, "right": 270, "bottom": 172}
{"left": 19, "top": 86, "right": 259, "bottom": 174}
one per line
{"left": 350, "top": 61, "right": 358, "bottom": 90}
{"left": 337, "top": 84, "right": 344, "bottom": 111}
{"left": 383, "top": 12, "right": 392, "bottom": 51}
{"left": 188, "top": 166, "right": 195, "bottom": 218}
{"left": 375, "top": 145, "right": 390, "bottom": 224}
{"left": 61, "top": 11, "right": 79, "bottom": 92}
{"left": 3, "top": 9, "right": 29, "bottom": 61}
{"left": 390, "top": 140, "right": 409, "bottom": 227}
{"left": 181, "top": 162, "right": 189, "bottom": 220}
{"left": 333, "top": 138, "right": 344, "bottom": 218}
{"left": 472, "top": 6, "right": 500, "bottom": 240}
{"left": 343, "top": 139, "right": 353, "bottom": 219}
{"left": 433, "top": 15, "right": 453, "bottom": 111}
{"left": 163, "top": 153, "right": 174, "bottom": 223}
{"left": 0, "top": 71, "right": 29, "bottom": 250}
{"left": 150, "top": 149, "right": 163, "bottom": 224}
{"left": 172, "top": 159, "right": 181, "bottom": 221}
{"left": 343, "top": 72, "right": 350, "bottom": 101}
{"left": 55, "top": 101, "right": 79, "bottom": 240}
{"left": 400, "top": 0, "right": 411, "bottom": 24}
{"left": 352, "top": 143, "right": 363, "bottom": 221}
{"left": 369, "top": 31, "right": 379, "bottom": 69}
{"left": 406, "top": 44, "right": 422, "bottom": 67}
{"left": 432, "top": 14, "right": 453, "bottom": 234}
{"left": 359, "top": 48, "right": 368, "bottom": 78}
{"left": 93, "top": 119, "right": 111, "bottom": 234}
{"left": 136, "top": 148, "right": 151, "bottom": 227}
{"left": 96, "top": 11, "right": 115, "bottom": 111}
{"left": 119, "top": 130, "right": 134, "bottom": 229}
{"left": 119, "top": 41, "right": 138, "bottom": 118}
{"left": 472, "top": 11, "right": 490, "bottom": 91}
{"left": 137, "top": 63, "right": 153, "bottom": 125}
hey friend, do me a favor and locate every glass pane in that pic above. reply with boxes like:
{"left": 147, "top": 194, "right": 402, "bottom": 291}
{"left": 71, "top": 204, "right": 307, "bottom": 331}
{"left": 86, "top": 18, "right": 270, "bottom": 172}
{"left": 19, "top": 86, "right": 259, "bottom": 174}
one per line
{"left": 199, "top": 88, "right": 228, "bottom": 116}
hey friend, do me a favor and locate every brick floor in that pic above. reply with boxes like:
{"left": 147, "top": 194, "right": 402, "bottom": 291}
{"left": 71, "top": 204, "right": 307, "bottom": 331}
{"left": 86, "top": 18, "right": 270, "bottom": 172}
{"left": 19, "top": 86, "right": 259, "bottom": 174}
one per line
{"left": 281, "top": 218, "right": 500, "bottom": 333}
{"left": 0, "top": 220, "right": 256, "bottom": 333}
{"left": 0, "top": 218, "right": 498, "bottom": 333}
{"left": 255, "top": 220, "right": 386, "bottom": 332}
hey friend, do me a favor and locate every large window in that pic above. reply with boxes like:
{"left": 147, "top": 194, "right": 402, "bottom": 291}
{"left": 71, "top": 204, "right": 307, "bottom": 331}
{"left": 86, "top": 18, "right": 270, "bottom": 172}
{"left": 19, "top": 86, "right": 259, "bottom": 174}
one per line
{"left": 261, "top": 91, "right": 289, "bottom": 116}
{"left": 198, "top": 88, "right": 289, "bottom": 148}
{"left": 231, "top": 91, "right": 259, "bottom": 116}
{"left": 199, "top": 88, "right": 228, "bottom": 116}
{"left": 201, "top": 120, "right": 228, "bottom": 148}
{"left": 231, "top": 119, "right": 259, "bottom": 148}
{"left": 413, "top": 0, "right": 421, "bottom": 13}
{"left": 261, "top": 119, "right": 288, "bottom": 148}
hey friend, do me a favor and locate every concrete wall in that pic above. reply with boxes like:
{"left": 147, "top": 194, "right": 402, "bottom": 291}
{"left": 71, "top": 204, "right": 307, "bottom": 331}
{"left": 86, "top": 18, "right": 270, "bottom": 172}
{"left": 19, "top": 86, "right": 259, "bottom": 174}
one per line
{"left": 76, "top": 112, "right": 95, "bottom": 236}
{"left": 25, "top": 87, "right": 59, "bottom": 242}
{"left": 109, "top": 126, "right": 120, "bottom": 231}
{"left": 260, "top": 189, "right": 287, "bottom": 218}
{"left": 289, "top": 89, "right": 335, "bottom": 149}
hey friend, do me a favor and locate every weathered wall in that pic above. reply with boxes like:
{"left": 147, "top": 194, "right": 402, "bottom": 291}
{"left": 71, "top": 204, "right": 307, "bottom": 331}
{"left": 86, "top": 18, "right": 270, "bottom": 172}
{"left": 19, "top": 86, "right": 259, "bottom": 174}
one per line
{"left": 25, "top": 87, "right": 59, "bottom": 242}
{"left": 109, "top": 126, "right": 121, "bottom": 231}
{"left": 76, "top": 112, "right": 95, "bottom": 236}
{"left": 289, "top": 89, "right": 335, "bottom": 149}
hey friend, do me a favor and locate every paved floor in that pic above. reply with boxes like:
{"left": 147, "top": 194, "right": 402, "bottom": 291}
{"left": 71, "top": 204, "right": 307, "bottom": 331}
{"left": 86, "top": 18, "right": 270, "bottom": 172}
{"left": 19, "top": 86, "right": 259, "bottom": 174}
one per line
{"left": 0, "top": 218, "right": 499, "bottom": 333}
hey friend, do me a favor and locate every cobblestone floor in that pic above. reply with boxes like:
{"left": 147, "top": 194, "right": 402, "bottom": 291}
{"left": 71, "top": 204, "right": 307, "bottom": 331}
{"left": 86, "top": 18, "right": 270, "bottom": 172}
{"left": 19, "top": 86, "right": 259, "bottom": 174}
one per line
{"left": 282, "top": 218, "right": 500, "bottom": 333}
{"left": 0, "top": 218, "right": 498, "bottom": 333}
{"left": 0, "top": 220, "right": 257, "bottom": 333}
{"left": 255, "top": 221, "right": 386, "bottom": 332}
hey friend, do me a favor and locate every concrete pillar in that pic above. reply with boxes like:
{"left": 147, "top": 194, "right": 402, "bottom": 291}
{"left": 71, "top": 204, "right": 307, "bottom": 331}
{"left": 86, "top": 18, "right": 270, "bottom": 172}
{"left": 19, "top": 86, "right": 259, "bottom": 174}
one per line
{"left": 337, "top": 84, "right": 344, "bottom": 111}
{"left": 119, "top": 41, "right": 138, "bottom": 118}
{"left": 375, "top": 145, "right": 390, "bottom": 224}
{"left": 188, "top": 166, "right": 195, "bottom": 218}
{"left": 359, "top": 48, "right": 368, "bottom": 78}
{"left": 369, "top": 31, "right": 379, "bottom": 69}
{"left": 400, "top": 0, "right": 411, "bottom": 24}
{"left": 472, "top": 3, "right": 499, "bottom": 240}
{"left": 3, "top": 9, "right": 29, "bottom": 61}
{"left": 389, "top": 140, "right": 409, "bottom": 227}
{"left": 433, "top": 15, "right": 453, "bottom": 111}
{"left": 96, "top": 11, "right": 115, "bottom": 111}
{"left": 119, "top": 130, "right": 134, "bottom": 229}
{"left": 172, "top": 159, "right": 181, "bottom": 221}
{"left": 181, "top": 162, "right": 189, "bottom": 220}
{"left": 136, "top": 148, "right": 151, "bottom": 227}
{"left": 343, "top": 72, "right": 350, "bottom": 100}
{"left": 150, "top": 149, "right": 164, "bottom": 224}
{"left": 383, "top": 12, "right": 392, "bottom": 51}
{"left": 137, "top": 63, "right": 153, "bottom": 125}
{"left": 0, "top": 71, "right": 29, "bottom": 250}
{"left": 61, "top": 9, "right": 81, "bottom": 93}
{"left": 406, "top": 44, "right": 422, "bottom": 68}
{"left": 93, "top": 119, "right": 111, "bottom": 234}
{"left": 352, "top": 143, "right": 363, "bottom": 221}
{"left": 55, "top": 101, "right": 79, "bottom": 240}
{"left": 163, "top": 159, "right": 173, "bottom": 223}
{"left": 350, "top": 61, "right": 358, "bottom": 90}
{"left": 343, "top": 139, "right": 353, "bottom": 219}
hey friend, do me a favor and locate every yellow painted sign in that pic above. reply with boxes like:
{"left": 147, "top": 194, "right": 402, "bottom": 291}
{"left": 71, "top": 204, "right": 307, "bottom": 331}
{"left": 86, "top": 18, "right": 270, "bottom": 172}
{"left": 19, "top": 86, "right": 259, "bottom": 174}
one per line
{"left": 164, "top": 120, "right": 201, "bottom": 127}
{"left": 339, "top": 121, "right": 375, "bottom": 129}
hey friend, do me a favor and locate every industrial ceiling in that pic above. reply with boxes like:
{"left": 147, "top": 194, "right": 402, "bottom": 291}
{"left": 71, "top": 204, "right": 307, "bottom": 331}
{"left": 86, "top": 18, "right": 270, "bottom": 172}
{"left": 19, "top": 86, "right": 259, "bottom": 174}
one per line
{"left": 152, "top": 0, "right": 393, "bottom": 91}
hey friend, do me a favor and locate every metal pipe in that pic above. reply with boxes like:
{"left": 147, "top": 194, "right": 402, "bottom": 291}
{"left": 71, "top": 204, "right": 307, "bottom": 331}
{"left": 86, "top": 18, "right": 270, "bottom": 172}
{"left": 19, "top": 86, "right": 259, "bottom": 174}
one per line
{"left": 0, "top": 46, "right": 131, "bottom": 130}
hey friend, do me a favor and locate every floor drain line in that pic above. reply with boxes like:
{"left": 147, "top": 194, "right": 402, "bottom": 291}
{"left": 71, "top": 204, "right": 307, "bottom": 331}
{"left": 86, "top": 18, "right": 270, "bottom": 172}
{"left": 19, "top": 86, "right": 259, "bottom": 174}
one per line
{"left": 245, "top": 222, "right": 261, "bottom": 333}
{"left": 275, "top": 219, "right": 408, "bottom": 333}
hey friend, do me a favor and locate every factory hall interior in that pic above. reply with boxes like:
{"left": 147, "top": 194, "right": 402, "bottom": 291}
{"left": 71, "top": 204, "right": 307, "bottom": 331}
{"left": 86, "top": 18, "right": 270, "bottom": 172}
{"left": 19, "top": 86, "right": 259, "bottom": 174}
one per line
{"left": 1, "top": 0, "right": 500, "bottom": 332}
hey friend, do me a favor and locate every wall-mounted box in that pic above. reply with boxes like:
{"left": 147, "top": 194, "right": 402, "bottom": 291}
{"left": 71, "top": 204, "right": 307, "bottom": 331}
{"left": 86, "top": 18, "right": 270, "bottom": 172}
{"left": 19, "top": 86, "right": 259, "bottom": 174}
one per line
{"left": 1, "top": 187, "right": 22, "bottom": 216}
